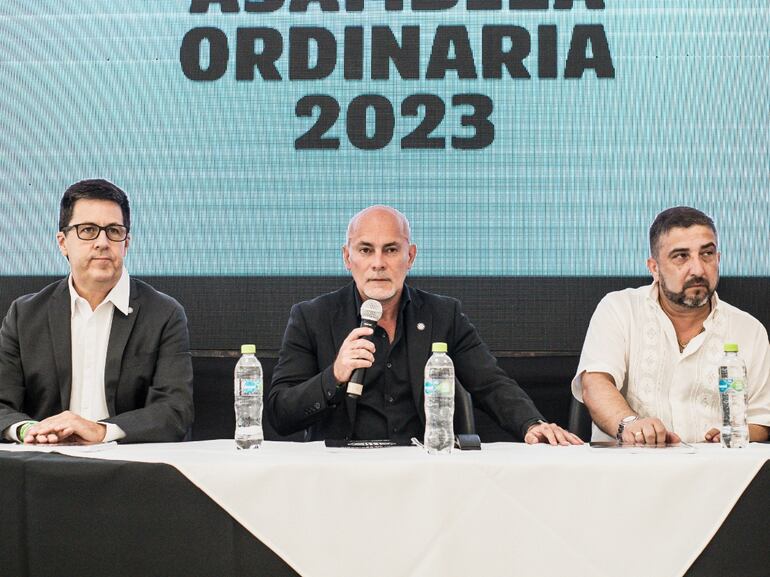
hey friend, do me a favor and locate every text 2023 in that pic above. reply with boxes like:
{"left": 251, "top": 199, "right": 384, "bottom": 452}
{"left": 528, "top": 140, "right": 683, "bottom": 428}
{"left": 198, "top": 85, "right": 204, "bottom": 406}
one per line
{"left": 295, "top": 94, "right": 494, "bottom": 150}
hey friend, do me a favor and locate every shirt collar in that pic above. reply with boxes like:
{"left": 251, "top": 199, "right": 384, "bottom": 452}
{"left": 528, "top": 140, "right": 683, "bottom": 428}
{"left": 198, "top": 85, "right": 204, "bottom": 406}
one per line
{"left": 68, "top": 268, "right": 131, "bottom": 316}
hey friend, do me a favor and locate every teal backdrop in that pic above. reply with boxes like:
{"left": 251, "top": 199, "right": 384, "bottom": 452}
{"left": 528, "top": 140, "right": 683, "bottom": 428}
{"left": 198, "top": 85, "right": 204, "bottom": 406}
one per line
{"left": 0, "top": 1, "right": 767, "bottom": 276}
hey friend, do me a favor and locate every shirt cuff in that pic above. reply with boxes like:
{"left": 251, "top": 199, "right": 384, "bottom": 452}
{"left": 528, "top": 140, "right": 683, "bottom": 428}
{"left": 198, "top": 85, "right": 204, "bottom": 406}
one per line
{"left": 100, "top": 422, "right": 127, "bottom": 443}
{"left": 4, "top": 420, "right": 35, "bottom": 443}
{"left": 321, "top": 365, "right": 346, "bottom": 406}
{"left": 572, "top": 365, "right": 624, "bottom": 402}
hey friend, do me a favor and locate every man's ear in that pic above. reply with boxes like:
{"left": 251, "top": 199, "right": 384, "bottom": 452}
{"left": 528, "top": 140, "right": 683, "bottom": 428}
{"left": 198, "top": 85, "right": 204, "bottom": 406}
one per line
{"left": 342, "top": 244, "right": 351, "bottom": 271}
{"left": 407, "top": 244, "right": 417, "bottom": 270}
{"left": 646, "top": 256, "right": 659, "bottom": 281}
{"left": 56, "top": 231, "right": 68, "bottom": 258}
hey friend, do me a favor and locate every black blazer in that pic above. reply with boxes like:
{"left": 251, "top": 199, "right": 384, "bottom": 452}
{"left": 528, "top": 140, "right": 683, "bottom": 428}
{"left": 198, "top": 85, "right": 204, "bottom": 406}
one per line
{"left": 0, "top": 277, "right": 194, "bottom": 443}
{"left": 268, "top": 282, "right": 543, "bottom": 440}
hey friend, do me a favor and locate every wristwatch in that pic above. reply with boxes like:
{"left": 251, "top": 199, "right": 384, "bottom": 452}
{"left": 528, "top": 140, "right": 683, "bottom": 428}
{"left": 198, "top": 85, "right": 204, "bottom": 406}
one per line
{"left": 616, "top": 415, "right": 638, "bottom": 441}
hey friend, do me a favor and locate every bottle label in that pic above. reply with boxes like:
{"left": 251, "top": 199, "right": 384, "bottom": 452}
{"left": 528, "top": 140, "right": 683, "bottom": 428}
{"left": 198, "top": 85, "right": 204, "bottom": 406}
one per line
{"left": 241, "top": 379, "right": 261, "bottom": 395}
{"left": 719, "top": 378, "right": 746, "bottom": 393}
{"left": 424, "top": 380, "right": 452, "bottom": 396}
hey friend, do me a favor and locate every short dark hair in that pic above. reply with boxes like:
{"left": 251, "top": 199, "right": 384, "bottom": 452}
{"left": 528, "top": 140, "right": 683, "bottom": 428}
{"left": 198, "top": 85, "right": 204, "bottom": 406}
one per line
{"left": 59, "top": 179, "right": 130, "bottom": 231}
{"left": 649, "top": 206, "right": 716, "bottom": 256}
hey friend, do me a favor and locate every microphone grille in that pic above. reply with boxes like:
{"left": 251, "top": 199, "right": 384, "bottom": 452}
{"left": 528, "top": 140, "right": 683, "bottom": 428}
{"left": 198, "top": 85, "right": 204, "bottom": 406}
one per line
{"left": 360, "top": 299, "right": 383, "bottom": 322}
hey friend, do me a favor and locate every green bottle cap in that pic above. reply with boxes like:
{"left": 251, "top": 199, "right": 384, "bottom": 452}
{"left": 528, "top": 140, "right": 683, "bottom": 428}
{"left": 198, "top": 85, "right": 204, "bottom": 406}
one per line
{"left": 241, "top": 344, "right": 256, "bottom": 354}
{"left": 723, "top": 343, "right": 738, "bottom": 353}
{"left": 432, "top": 342, "right": 448, "bottom": 353}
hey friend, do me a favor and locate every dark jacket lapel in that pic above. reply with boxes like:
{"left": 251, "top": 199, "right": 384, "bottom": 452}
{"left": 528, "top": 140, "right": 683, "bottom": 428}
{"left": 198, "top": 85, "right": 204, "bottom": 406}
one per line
{"left": 104, "top": 279, "right": 140, "bottom": 416}
{"left": 48, "top": 280, "right": 72, "bottom": 411}
{"left": 403, "top": 286, "right": 431, "bottom": 425}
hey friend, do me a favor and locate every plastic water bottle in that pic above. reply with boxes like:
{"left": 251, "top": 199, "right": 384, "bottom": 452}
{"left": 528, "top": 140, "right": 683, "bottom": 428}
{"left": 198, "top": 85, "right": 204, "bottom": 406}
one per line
{"left": 234, "top": 344, "right": 263, "bottom": 450}
{"left": 718, "top": 343, "right": 749, "bottom": 448}
{"left": 423, "top": 342, "right": 455, "bottom": 454}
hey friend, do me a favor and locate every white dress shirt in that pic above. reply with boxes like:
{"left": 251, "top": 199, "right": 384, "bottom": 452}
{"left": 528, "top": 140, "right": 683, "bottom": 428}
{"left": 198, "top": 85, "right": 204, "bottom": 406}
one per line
{"left": 67, "top": 269, "right": 131, "bottom": 442}
{"left": 5, "top": 271, "right": 132, "bottom": 442}
{"left": 572, "top": 282, "right": 770, "bottom": 443}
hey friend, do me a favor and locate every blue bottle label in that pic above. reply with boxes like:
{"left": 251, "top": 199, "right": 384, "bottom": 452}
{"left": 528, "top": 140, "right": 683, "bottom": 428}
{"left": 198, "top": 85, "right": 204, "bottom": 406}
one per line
{"left": 424, "top": 379, "right": 451, "bottom": 395}
{"left": 241, "top": 379, "right": 261, "bottom": 395}
{"left": 718, "top": 378, "right": 731, "bottom": 393}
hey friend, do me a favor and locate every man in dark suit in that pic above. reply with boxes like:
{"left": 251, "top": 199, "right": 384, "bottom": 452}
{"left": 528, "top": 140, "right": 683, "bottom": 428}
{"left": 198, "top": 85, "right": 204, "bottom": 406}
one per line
{"left": 268, "top": 205, "right": 581, "bottom": 445}
{"left": 0, "top": 179, "right": 193, "bottom": 444}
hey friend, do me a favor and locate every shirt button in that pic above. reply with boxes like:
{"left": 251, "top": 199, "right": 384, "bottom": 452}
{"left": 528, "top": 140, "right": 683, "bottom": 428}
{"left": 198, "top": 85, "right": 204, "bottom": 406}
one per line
{"left": 392, "top": 427, "right": 399, "bottom": 433}
{"left": 387, "top": 396, "right": 394, "bottom": 404}
{"left": 386, "top": 363, "right": 392, "bottom": 369}
{"left": 314, "top": 402, "right": 321, "bottom": 410}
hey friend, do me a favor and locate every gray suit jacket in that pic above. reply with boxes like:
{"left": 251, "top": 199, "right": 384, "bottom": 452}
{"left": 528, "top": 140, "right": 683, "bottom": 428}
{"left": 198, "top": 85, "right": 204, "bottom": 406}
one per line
{"left": 0, "top": 277, "right": 194, "bottom": 442}
{"left": 268, "top": 282, "right": 544, "bottom": 440}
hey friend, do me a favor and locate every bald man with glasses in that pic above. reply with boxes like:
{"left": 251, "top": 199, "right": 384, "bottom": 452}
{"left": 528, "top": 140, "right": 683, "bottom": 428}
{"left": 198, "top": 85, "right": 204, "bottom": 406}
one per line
{"left": 0, "top": 179, "right": 193, "bottom": 445}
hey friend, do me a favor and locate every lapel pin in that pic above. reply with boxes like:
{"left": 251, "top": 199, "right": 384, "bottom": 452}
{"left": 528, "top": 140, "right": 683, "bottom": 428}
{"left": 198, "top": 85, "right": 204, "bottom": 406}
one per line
{"left": 417, "top": 323, "right": 425, "bottom": 331}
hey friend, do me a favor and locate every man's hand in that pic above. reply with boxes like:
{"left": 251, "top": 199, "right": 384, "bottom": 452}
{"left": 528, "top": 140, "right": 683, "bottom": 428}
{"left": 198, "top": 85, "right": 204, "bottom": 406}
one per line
{"left": 622, "top": 417, "right": 681, "bottom": 445}
{"left": 333, "top": 327, "right": 376, "bottom": 383}
{"left": 525, "top": 422, "right": 584, "bottom": 446}
{"left": 23, "top": 411, "right": 107, "bottom": 445}
{"left": 706, "top": 425, "right": 769, "bottom": 443}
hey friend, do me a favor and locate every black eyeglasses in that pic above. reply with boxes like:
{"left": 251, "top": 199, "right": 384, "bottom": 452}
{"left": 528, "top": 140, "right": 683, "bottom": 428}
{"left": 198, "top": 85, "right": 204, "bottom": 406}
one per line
{"left": 61, "top": 223, "right": 129, "bottom": 242}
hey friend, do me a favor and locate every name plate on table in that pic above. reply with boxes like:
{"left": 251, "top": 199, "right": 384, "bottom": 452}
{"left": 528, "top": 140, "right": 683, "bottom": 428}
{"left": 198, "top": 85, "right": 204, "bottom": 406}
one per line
{"left": 324, "top": 439, "right": 414, "bottom": 449}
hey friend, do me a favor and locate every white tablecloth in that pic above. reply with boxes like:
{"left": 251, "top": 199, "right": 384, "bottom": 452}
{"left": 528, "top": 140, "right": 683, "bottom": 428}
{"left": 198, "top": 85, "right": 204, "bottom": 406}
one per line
{"left": 4, "top": 440, "right": 768, "bottom": 577}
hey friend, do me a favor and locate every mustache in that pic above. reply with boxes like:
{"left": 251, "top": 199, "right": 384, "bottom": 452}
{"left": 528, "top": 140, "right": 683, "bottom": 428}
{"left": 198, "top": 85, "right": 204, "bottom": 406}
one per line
{"left": 683, "top": 277, "right": 709, "bottom": 289}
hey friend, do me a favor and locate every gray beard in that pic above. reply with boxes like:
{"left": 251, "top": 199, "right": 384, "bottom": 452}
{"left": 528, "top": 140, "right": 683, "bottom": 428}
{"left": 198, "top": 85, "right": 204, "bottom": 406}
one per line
{"left": 659, "top": 276, "right": 713, "bottom": 309}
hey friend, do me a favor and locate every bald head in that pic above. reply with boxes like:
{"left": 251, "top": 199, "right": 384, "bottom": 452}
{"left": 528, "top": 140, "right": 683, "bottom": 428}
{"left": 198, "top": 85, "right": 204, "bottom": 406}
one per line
{"left": 343, "top": 205, "right": 417, "bottom": 305}
{"left": 346, "top": 205, "right": 412, "bottom": 247}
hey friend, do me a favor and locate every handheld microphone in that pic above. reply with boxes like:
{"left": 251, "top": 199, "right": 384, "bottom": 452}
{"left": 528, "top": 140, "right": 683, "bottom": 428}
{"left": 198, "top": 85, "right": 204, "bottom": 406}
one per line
{"left": 346, "top": 299, "right": 383, "bottom": 398}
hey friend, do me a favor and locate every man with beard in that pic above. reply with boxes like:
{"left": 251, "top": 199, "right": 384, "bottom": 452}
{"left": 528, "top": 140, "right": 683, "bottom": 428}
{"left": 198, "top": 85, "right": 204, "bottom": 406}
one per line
{"left": 572, "top": 206, "right": 770, "bottom": 444}
{"left": 269, "top": 205, "right": 582, "bottom": 445}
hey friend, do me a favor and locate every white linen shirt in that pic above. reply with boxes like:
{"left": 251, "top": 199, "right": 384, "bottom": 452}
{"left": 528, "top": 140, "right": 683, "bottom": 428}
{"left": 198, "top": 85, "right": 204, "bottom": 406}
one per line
{"left": 67, "top": 269, "right": 130, "bottom": 442}
{"left": 572, "top": 283, "right": 770, "bottom": 443}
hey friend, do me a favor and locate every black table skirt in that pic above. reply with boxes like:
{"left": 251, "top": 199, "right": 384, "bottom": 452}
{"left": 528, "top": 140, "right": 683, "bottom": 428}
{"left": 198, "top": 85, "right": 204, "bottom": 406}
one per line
{"left": 1, "top": 451, "right": 768, "bottom": 577}
{"left": 0, "top": 452, "right": 300, "bottom": 577}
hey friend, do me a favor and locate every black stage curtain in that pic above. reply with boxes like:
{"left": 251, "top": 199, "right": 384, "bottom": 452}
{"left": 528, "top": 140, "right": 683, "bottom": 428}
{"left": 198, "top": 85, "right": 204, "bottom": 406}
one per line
{"left": 1, "top": 276, "right": 767, "bottom": 353}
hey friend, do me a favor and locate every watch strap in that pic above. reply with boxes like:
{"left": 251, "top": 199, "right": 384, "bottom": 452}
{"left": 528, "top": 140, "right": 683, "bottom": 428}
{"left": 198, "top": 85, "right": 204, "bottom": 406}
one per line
{"left": 616, "top": 415, "right": 638, "bottom": 441}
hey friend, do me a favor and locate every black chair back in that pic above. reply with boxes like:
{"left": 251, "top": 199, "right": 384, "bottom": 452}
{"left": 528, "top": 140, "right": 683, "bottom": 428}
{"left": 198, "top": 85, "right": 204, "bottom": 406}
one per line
{"left": 568, "top": 396, "right": 592, "bottom": 441}
{"left": 454, "top": 381, "right": 477, "bottom": 435}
